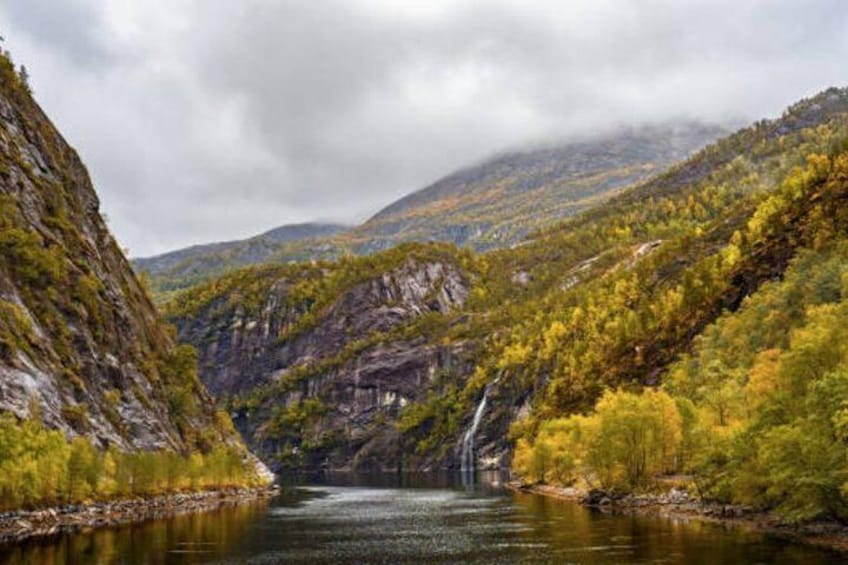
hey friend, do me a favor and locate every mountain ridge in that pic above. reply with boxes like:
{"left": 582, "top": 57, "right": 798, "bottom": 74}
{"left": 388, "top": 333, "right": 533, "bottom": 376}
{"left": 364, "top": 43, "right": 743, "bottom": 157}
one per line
{"left": 136, "top": 122, "right": 726, "bottom": 296}
{"left": 133, "top": 222, "right": 348, "bottom": 282}
{"left": 367, "top": 122, "right": 725, "bottom": 222}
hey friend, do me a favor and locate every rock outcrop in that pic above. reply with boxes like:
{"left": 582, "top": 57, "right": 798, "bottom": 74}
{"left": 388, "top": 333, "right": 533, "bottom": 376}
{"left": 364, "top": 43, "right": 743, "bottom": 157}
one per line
{"left": 171, "top": 253, "right": 476, "bottom": 470}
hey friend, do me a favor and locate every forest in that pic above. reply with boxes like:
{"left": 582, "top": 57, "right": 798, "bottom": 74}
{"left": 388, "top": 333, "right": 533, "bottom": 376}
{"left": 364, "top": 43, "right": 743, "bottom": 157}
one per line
{"left": 513, "top": 150, "right": 848, "bottom": 521}
{"left": 0, "top": 412, "right": 259, "bottom": 511}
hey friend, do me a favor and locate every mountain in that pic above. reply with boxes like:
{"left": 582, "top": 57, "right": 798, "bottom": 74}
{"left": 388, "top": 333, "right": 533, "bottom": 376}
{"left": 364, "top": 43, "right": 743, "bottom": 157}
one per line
{"left": 138, "top": 124, "right": 725, "bottom": 296}
{"left": 0, "top": 52, "right": 264, "bottom": 509}
{"left": 163, "top": 84, "right": 848, "bottom": 496}
{"left": 132, "top": 222, "right": 348, "bottom": 293}
{"left": 352, "top": 123, "right": 725, "bottom": 252}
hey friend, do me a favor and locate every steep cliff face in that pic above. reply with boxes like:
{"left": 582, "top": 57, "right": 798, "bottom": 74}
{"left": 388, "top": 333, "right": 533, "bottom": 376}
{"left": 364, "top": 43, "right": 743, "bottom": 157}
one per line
{"left": 168, "top": 246, "right": 477, "bottom": 470}
{"left": 0, "top": 56, "right": 236, "bottom": 452}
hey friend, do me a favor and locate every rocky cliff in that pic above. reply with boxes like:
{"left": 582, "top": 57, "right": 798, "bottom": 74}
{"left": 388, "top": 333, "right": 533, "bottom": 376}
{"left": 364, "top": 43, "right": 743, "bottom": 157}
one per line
{"left": 166, "top": 244, "right": 480, "bottom": 470}
{"left": 0, "top": 55, "right": 238, "bottom": 452}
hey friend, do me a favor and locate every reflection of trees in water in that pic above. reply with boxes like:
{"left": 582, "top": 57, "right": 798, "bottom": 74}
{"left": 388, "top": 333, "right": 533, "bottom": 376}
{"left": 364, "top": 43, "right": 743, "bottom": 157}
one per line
{"left": 0, "top": 499, "right": 269, "bottom": 564}
{"left": 1, "top": 485, "right": 837, "bottom": 564}
{"left": 510, "top": 491, "right": 824, "bottom": 563}
{"left": 511, "top": 492, "right": 596, "bottom": 551}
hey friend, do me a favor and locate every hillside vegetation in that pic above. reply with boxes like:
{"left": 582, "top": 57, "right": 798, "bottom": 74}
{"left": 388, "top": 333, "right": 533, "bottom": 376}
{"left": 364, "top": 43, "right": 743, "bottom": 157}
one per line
{"left": 514, "top": 153, "right": 848, "bottom": 521}
{"left": 391, "top": 86, "right": 848, "bottom": 468}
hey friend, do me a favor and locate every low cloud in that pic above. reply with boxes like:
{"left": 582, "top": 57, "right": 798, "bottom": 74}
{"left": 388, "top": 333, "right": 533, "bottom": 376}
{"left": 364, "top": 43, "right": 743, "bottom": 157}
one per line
{"left": 1, "top": 0, "right": 846, "bottom": 256}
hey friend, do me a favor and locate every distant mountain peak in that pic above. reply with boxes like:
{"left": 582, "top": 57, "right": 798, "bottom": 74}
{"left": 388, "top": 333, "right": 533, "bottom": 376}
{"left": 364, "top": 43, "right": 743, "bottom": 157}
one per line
{"left": 132, "top": 222, "right": 350, "bottom": 285}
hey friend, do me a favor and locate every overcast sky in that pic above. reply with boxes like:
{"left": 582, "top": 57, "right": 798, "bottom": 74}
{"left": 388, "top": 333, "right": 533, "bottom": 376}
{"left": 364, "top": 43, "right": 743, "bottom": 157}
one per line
{"left": 1, "top": 0, "right": 846, "bottom": 256}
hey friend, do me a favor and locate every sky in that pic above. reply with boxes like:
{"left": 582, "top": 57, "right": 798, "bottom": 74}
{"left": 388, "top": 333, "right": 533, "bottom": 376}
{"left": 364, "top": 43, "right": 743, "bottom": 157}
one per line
{"left": 1, "top": 0, "right": 846, "bottom": 257}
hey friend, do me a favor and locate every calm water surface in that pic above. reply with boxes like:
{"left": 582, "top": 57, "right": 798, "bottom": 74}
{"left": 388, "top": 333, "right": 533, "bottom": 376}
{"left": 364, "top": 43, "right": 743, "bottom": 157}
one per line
{"left": 0, "top": 472, "right": 843, "bottom": 564}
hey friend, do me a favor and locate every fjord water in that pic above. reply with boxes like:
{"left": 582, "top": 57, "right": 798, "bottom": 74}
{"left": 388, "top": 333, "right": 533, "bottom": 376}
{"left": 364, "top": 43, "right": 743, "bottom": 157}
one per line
{"left": 0, "top": 473, "right": 839, "bottom": 564}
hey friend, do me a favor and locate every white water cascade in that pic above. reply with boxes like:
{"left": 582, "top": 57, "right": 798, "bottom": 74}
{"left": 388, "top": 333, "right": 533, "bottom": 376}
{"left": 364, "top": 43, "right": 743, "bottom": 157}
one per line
{"left": 460, "top": 388, "right": 488, "bottom": 473}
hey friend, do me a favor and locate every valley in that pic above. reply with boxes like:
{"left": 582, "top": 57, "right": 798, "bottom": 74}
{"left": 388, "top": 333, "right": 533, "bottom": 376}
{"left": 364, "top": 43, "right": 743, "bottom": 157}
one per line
{"left": 161, "top": 86, "right": 848, "bottom": 505}
{"left": 3, "top": 17, "right": 848, "bottom": 560}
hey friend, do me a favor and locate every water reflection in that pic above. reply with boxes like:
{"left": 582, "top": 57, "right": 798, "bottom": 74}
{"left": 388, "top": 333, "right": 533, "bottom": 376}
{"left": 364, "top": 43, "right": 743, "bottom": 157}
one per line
{"left": 0, "top": 472, "right": 841, "bottom": 564}
{"left": 0, "top": 501, "right": 269, "bottom": 565}
{"left": 507, "top": 493, "right": 830, "bottom": 564}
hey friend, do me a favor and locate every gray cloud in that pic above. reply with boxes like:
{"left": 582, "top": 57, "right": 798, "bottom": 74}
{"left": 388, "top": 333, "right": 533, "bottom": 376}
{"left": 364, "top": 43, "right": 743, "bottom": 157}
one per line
{"left": 2, "top": 0, "right": 115, "bottom": 68}
{"left": 1, "top": 0, "right": 846, "bottom": 256}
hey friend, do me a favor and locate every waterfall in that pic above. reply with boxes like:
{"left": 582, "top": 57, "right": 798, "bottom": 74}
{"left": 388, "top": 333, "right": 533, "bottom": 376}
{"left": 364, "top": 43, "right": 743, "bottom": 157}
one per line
{"left": 460, "top": 389, "right": 488, "bottom": 473}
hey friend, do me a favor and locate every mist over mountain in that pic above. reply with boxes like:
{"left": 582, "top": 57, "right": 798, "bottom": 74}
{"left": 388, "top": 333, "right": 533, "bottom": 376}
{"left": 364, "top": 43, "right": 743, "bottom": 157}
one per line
{"left": 135, "top": 122, "right": 725, "bottom": 295}
{"left": 3, "top": 0, "right": 845, "bottom": 257}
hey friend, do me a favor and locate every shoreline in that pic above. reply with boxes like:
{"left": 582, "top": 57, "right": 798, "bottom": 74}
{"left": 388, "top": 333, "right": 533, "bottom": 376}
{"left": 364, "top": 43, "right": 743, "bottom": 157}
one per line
{"left": 505, "top": 482, "right": 848, "bottom": 555}
{"left": 0, "top": 485, "right": 279, "bottom": 546}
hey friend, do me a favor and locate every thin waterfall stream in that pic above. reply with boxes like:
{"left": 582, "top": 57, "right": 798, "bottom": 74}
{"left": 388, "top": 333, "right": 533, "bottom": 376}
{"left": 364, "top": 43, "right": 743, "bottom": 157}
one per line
{"left": 460, "top": 388, "right": 488, "bottom": 472}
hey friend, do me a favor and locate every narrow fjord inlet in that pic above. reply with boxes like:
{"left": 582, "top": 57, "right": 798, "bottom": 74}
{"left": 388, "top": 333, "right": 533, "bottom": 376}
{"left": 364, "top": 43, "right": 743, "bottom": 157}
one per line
{"left": 4, "top": 2, "right": 848, "bottom": 563}
{"left": 1, "top": 474, "right": 841, "bottom": 563}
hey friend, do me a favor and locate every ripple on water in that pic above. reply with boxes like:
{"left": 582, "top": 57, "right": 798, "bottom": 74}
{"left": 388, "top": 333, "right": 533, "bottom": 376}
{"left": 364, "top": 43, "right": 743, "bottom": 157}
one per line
{"left": 3, "top": 480, "right": 843, "bottom": 564}
{"left": 261, "top": 487, "right": 539, "bottom": 563}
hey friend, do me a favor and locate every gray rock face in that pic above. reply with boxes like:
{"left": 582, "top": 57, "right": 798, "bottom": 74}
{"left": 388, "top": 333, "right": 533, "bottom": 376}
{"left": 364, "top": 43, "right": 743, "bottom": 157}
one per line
{"left": 0, "top": 68, "right": 228, "bottom": 451}
{"left": 182, "top": 258, "right": 468, "bottom": 395}
{"left": 175, "top": 258, "right": 475, "bottom": 470}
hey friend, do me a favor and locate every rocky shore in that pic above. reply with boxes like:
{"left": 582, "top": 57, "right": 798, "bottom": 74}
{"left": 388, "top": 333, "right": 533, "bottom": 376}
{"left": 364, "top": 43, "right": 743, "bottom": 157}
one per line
{"left": 506, "top": 482, "right": 848, "bottom": 554}
{"left": 0, "top": 486, "right": 279, "bottom": 545}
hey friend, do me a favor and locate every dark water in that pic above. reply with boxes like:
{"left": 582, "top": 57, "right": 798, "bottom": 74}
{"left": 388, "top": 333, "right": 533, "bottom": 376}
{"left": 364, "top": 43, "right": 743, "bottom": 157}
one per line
{"left": 0, "top": 472, "right": 843, "bottom": 564}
